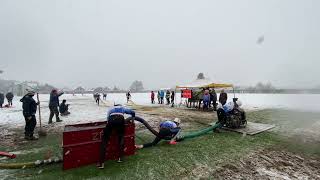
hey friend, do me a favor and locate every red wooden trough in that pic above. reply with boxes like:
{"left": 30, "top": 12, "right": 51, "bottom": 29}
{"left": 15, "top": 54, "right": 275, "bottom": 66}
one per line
{"left": 63, "top": 121, "right": 135, "bottom": 170}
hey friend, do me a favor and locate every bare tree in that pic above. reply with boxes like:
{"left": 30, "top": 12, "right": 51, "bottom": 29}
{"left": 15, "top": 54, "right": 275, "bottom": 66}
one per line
{"left": 197, "top": 73, "right": 205, "bottom": 80}
{"left": 130, "top": 81, "right": 144, "bottom": 92}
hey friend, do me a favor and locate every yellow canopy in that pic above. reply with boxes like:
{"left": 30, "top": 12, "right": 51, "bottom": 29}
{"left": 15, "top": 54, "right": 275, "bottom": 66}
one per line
{"left": 176, "top": 78, "right": 233, "bottom": 89}
{"left": 176, "top": 83, "right": 233, "bottom": 89}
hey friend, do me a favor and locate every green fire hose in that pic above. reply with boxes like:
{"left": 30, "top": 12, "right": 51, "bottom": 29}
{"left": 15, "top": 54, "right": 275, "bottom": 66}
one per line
{"left": 177, "top": 122, "right": 222, "bottom": 141}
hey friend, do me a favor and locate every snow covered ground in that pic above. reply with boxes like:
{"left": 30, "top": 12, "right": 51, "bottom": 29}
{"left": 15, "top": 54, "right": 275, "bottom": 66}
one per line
{"left": 0, "top": 93, "right": 320, "bottom": 128}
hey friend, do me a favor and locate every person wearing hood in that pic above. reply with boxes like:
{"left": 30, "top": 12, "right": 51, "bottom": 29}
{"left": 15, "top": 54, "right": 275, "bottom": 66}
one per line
{"left": 20, "top": 90, "right": 39, "bottom": 140}
{"left": 5, "top": 92, "right": 14, "bottom": 107}
{"left": 48, "top": 89, "right": 64, "bottom": 124}
{"left": 135, "top": 118, "right": 182, "bottom": 149}
{"left": 0, "top": 92, "right": 4, "bottom": 108}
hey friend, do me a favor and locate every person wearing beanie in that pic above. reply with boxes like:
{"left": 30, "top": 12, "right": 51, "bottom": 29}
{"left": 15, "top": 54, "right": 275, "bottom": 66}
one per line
{"left": 20, "top": 90, "right": 39, "bottom": 140}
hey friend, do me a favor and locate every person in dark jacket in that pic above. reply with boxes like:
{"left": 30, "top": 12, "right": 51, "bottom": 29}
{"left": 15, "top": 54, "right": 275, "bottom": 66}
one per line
{"left": 59, "top": 99, "right": 70, "bottom": 116}
{"left": 48, "top": 89, "right": 64, "bottom": 124}
{"left": 5, "top": 92, "right": 14, "bottom": 107}
{"left": 103, "top": 93, "right": 107, "bottom": 100}
{"left": 219, "top": 89, "right": 228, "bottom": 105}
{"left": 165, "top": 90, "right": 171, "bottom": 105}
{"left": 210, "top": 89, "right": 217, "bottom": 110}
{"left": 97, "top": 105, "right": 135, "bottom": 169}
{"left": 0, "top": 92, "right": 4, "bottom": 108}
{"left": 20, "top": 90, "right": 39, "bottom": 140}
{"left": 157, "top": 91, "right": 161, "bottom": 104}
{"left": 94, "top": 93, "right": 101, "bottom": 105}
{"left": 171, "top": 91, "right": 175, "bottom": 107}
{"left": 126, "top": 91, "right": 131, "bottom": 103}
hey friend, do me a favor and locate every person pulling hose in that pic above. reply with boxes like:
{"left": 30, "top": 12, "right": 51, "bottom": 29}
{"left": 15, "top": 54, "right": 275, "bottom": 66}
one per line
{"left": 135, "top": 118, "right": 181, "bottom": 149}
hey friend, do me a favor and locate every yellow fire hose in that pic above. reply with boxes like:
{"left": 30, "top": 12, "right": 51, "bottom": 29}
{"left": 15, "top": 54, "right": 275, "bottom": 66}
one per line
{"left": 0, "top": 157, "right": 62, "bottom": 169}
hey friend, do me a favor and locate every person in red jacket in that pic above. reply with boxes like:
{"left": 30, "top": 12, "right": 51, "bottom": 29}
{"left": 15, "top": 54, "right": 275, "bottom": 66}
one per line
{"left": 151, "top": 91, "right": 155, "bottom": 104}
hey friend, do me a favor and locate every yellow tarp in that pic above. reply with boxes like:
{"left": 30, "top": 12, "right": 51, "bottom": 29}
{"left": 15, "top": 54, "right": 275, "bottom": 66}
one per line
{"left": 176, "top": 83, "right": 233, "bottom": 89}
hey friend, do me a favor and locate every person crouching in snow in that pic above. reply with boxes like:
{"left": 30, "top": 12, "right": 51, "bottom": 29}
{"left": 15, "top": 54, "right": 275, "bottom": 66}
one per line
{"left": 135, "top": 118, "right": 182, "bottom": 149}
{"left": 59, "top": 99, "right": 70, "bottom": 116}
{"left": 20, "top": 90, "right": 39, "bottom": 140}
{"left": 97, "top": 104, "right": 135, "bottom": 169}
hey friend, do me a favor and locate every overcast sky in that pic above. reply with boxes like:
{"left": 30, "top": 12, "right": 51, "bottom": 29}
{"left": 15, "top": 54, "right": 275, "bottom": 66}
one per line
{"left": 0, "top": 0, "right": 319, "bottom": 89}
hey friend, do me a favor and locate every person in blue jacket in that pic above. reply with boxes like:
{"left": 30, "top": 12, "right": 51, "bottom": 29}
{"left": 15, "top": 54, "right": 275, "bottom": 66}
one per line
{"left": 135, "top": 118, "right": 181, "bottom": 149}
{"left": 98, "top": 104, "right": 135, "bottom": 169}
{"left": 159, "top": 90, "right": 165, "bottom": 104}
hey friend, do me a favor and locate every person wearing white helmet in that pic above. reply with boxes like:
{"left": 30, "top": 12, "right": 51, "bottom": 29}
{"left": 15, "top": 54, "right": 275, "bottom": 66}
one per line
{"left": 136, "top": 118, "right": 182, "bottom": 149}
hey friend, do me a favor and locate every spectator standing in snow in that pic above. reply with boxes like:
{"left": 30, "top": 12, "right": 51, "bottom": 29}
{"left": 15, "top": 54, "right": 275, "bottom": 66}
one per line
{"left": 157, "top": 91, "right": 161, "bottom": 104}
{"left": 0, "top": 92, "right": 4, "bottom": 108}
{"left": 203, "top": 89, "right": 211, "bottom": 110}
{"left": 159, "top": 90, "right": 165, "bottom": 104}
{"left": 103, "top": 93, "right": 107, "bottom": 100}
{"left": 48, "top": 89, "right": 64, "bottom": 124}
{"left": 151, "top": 91, "right": 155, "bottom": 104}
{"left": 5, "top": 92, "right": 14, "bottom": 107}
{"left": 171, "top": 91, "right": 175, "bottom": 107}
{"left": 165, "top": 90, "right": 171, "bottom": 105}
{"left": 210, "top": 89, "right": 217, "bottom": 110}
{"left": 95, "top": 93, "right": 101, "bottom": 105}
{"left": 126, "top": 91, "right": 131, "bottom": 103}
{"left": 20, "top": 90, "right": 39, "bottom": 140}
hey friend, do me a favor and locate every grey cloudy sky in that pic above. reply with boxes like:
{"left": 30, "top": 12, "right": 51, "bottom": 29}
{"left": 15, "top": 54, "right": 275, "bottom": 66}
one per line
{"left": 0, "top": 0, "right": 319, "bottom": 89}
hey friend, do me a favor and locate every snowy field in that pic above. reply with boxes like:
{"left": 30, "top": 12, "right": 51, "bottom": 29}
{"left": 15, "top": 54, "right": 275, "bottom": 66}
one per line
{"left": 0, "top": 93, "right": 320, "bottom": 128}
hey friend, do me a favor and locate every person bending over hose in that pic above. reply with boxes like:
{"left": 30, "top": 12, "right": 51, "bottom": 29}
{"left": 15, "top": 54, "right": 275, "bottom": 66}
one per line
{"left": 136, "top": 118, "right": 182, "bottom": 149}
{"left": 97, "top": 104, "right": 135, "bottom": 169}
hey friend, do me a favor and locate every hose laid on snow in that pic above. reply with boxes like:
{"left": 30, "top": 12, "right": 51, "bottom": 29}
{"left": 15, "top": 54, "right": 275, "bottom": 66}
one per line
{"left": 176, "top": 122, "right": 222, "bottom": 141}
{"left": 132, "top": 116, "right": 160, "bottom": 137}
{"left": 0, "top": 157, "right": 62, "bottom": 169}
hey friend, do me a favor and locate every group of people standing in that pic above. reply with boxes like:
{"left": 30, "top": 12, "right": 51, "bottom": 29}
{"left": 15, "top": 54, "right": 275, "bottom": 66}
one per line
{"left": 151, "top": 90, "right": 175, "bottom": 106}
{"left": 0, "top": 92, "right": 14, "bottom": 108}
{"left": 20, "top": 89, "right": 70, "bottom": 140}
{"left": 202, "top": 89, "right": 228, "bottom": 110}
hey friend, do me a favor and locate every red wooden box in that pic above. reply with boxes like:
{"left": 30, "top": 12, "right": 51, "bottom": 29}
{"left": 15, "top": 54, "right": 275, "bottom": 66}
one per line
{"left": 63, "top": 121, "right": 135, "bottom": 170}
